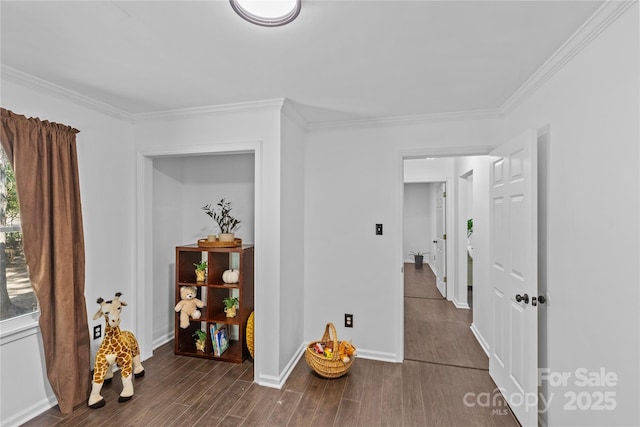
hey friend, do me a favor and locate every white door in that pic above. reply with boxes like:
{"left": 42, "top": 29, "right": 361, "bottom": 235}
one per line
{"left": 433, "top": 183, "right": 446, "bottom": 297}
{"left": 489, "top": 130, "right": 538, "bottom": 426}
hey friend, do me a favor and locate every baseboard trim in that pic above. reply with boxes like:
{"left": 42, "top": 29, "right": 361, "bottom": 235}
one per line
{"left": 256, "top": 342, "right": 306, "bottom": 389}
{"left": 2, "top": 394, "right": 58, "bottom": 427}
{"left": 470, "top": 322, "right": 490, "bottom": 358}
{"left": 452, "top": 299, "right": 470, "bottom": 309}
{"left": 354, "top": 348, "right": 399, "bottom": 363}
{"left": 152, "top": 333, "right": 174, "bottom": 353}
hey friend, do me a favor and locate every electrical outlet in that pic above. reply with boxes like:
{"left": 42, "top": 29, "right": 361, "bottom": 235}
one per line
{"left": 93, "top": 324, "right": 101, "bottom": 340}
{"left": 345, "top": 313, "right": 353, "bottom": 328}
{"left": 375, "top": 224, "right": 383, "bottom": 235}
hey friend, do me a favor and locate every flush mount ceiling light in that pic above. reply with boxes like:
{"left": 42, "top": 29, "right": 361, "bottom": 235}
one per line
{"left": 230, "top": 0, "right": 301, "bottom": 27}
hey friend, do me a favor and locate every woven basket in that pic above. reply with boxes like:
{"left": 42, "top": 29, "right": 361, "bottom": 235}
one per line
{"left": 305, "top": 323, "right": 353, "bottom": 379}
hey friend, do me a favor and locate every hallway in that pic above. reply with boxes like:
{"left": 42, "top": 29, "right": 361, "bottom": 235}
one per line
{"left": 403, "top": 262, "right": 519, "bottom": 425}
{"left": 404, "top": 262, "right": 487, "bottom": 369}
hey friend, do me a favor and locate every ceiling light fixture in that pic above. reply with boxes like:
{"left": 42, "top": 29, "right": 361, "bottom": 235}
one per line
{"left": 230, "top": 0, "right": 301, "bottom": 27}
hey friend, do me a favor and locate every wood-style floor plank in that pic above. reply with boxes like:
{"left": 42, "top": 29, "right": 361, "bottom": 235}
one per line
{"left": 356, "top": 360, "right": 385, "bottom": 427}
{"left": 22, "top": 263, "right": 519, "bottom": 427}
{"left": 286, "top": 375, "right": 327, "bottom": 427}
{"left": 309, "top": 375, "right": 347, "bottom": 426}
{"left": 401, "top": 360, "right": 427, "bottom": 427}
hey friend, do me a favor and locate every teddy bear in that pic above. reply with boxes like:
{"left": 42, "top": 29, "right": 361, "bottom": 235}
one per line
{"left": 174, "top": 286, "right": 204, "bottom": 329}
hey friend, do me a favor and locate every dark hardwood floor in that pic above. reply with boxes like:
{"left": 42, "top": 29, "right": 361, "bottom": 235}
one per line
{"left": 23, "top": 264, "right": 518, "bottom": 426}
{"left": 404, "top": 263, "right": 488, "bottom": 370}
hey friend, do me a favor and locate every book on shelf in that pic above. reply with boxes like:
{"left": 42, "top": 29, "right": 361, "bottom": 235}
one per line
{"left": 210, "top": 323, "right": 229, "bottom": 356}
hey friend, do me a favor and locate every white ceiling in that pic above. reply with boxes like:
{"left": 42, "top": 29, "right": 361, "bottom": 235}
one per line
{"left": 1, "top": 0, "right": 604, "bottom": 124}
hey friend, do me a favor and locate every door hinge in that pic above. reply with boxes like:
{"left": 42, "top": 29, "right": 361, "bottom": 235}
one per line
{"left": 443, "top": 191, "right": 446, "bottom": 197}
{"left": 444, "top": 276, "right": 447, "bottom": 283}
{"left": 443, "top": 234, "right": 446, "bottom": 240}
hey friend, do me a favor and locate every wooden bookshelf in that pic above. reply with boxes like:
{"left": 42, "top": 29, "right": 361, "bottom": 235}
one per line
{"left": 174, "top": 244, "right": 254, "bottom": 363}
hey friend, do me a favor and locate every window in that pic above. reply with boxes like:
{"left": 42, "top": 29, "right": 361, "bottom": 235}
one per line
{"left": 1, "top": 147, "right": 37, "bottom": 322}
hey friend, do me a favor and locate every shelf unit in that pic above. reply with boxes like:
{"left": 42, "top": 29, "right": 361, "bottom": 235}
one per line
{"left": 174, "top": 244, "right": 254, "bottom": 363}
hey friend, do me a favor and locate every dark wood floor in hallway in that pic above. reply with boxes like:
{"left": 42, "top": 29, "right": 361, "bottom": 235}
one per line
{"left": 23, "top": 264, "right": 519, "bottom": 427}
{"left": 404, "top": 262, "right": 488, "bottom": 370}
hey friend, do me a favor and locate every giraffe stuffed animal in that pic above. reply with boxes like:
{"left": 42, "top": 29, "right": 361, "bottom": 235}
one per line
{"left": 88, "top": 292, "right": 145, "bottom": 409}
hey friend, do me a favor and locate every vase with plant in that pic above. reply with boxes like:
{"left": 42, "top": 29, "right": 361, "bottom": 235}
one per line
{"left": 223, "top": 296, "right": 239, "bottom": 318}
{"left": 202, "top": 198, "right": 241, "bottom": 242}
{"left": 194, "top": 261, "right": 207, "bottom": 283}
{"left": 193, "top": 330, "right": 206, "bottom": 352}
{"left": 410, "top": 251, "right": 425, "bottom": 268}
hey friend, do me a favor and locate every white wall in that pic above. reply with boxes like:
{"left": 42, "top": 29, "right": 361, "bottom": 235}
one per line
{"left": 0, "top": 75, "right": 136, "bottom": 426}
{"left": 304, "top": 118, "right": 501, "bottom": 361}
{"left": 403, "top": 183, "right": 432, "bottom": 262}
{"left": 152, "top": 158, "right": 184, "bottom": 345}
{"left": 503, "top": 4, "right": 639, "bottom": 425}
{"left": 180, "top": 154, "right": 255, "bottom": 245}
{"left": 279, "top": 113, "right": 306, "bottom": 372}
{"left": 404, "top": 157, "right": 455, "bottom": 182}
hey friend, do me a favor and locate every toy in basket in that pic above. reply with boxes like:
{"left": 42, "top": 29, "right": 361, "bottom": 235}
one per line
{"left": 305, "top": 323, "right": 356, "bottom": 379}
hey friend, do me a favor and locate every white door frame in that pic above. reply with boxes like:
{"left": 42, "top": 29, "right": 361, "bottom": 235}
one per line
{"left": 433, "top": 182, "right": 447, "bottom": 298}
{"left": 398, "top": 147, "right": 491, "bottom": 362}
{"left": 135, "top": 141, "right": 263, "bottom": 378}
{"left": 456, "top": 169, "right": 474, "bottom": 309}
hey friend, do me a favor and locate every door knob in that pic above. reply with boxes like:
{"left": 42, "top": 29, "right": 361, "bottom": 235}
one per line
{"left": 515, "top": 293, "right": 529, "bottom": 304}
{"left": 532, "top": 295, "right": 546, "bottom": 306}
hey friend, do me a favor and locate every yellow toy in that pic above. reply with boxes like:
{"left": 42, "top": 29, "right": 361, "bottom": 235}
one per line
{"left": 338, "top": 340, "right": 357, "bottom": 363}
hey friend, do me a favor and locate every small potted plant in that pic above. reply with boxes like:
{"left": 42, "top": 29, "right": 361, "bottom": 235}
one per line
{"left": 194, "top": 261, "right": 207, "bottom": 283}
{"left": 202, "top": 198, "right": 241, "bottom": 242}
{"left": 193, "top": 330, "right": 206, "bottom": 352}
{"left": 223, "top": 296, "right": 239, "bottom": 318}
{"left": 411, "top": 251, "right": 425, "bottom": 268}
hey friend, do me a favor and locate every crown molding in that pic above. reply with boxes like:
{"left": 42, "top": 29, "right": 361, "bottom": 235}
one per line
{"left": 306, "top": 108, "right": 503, "bottom": 132}
{"left": 133, "top": 98, "right": 286, "bottom": 122}
{"left": 280, "top": 99, "right": 309, "bottom": 131}
{"left": 500, "top": 0, "right": 637, "bottom": 114}
{"left": 1, "top": 65, "right": 135, "bottom": 122}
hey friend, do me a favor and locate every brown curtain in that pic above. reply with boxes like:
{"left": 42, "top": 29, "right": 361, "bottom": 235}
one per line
{"left": 0, "top": 108, "right": 90, "bottom": 414}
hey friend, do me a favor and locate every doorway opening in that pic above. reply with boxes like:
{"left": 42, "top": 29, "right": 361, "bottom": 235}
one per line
{"left": 401, "top": 155, "right": 488, "bottom": 369}
{"left": 136, "top": 143, "right": 261, "bottom": 380}
{"left": 403, "top": 180, "right": 447, "bottom": 298}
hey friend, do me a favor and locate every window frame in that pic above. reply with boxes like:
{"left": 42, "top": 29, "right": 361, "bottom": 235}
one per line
{"left": 0, "top": 310, "right": 40, "bottom": 344}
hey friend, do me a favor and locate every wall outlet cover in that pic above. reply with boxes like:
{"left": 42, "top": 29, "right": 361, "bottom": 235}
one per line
{"left": 345, "top": 313, "right": 353, "bottom": 328}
